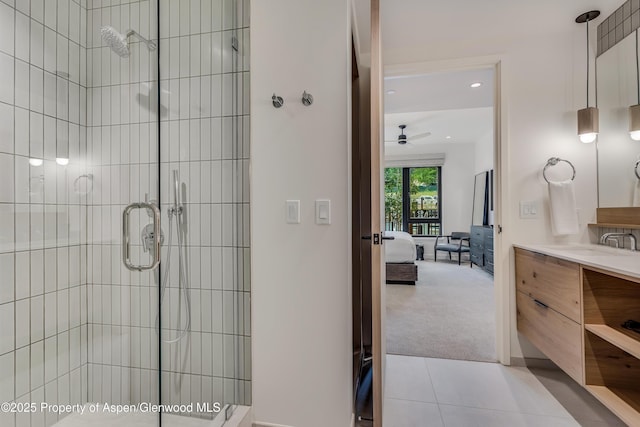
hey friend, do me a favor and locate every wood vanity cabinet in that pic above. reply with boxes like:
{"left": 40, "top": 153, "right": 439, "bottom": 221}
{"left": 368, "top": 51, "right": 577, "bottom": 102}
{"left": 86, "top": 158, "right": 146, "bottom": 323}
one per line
{"left": 515, "top": 247, "right": 640, "bottom": 425}
{"left": 515, "top": 248, "right": 583, "bottom": 383}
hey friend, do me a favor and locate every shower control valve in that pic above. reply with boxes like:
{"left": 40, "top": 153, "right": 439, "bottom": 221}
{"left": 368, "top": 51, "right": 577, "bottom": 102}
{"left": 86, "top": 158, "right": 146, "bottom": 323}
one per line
{"left": 142, "top": 223, "right": 165, "bottom": 252}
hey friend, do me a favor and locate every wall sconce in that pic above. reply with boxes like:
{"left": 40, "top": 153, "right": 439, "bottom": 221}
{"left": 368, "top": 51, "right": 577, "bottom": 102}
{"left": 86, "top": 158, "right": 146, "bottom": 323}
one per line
{"left": 630, "top": 31, "right": 640, "bottom": 140}
{"left": 576, "top": 10, "right": 600, "bottom": 144}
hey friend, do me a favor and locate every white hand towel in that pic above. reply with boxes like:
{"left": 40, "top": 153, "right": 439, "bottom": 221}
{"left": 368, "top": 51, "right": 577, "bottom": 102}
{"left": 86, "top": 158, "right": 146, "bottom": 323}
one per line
{"left": 548, "top": 180, "right": 579, "bottom": 236}
{"left": 633, "top": 179, "right": 640, "bottom": 207}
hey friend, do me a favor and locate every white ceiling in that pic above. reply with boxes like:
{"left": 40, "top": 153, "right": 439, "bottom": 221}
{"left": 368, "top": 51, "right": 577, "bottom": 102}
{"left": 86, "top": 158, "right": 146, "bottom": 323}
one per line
{"left": 384, "top": 107, "right": 493, "bottom": 156}
{"left": 384, "top": 68, "right": 494, "bottom": 114}
{"left": 383, "top": 66, "right": 494, "bottom": 156}
{"left": 356, "top": 0, "right": 622, "bottom": 158}
{"left": 354, "top": 0, "right": 621, "bottom": 57}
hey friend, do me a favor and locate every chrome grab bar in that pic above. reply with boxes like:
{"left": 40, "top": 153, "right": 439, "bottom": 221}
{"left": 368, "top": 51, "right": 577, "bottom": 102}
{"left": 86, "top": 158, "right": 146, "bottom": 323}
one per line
{"left": 122, "top": 202, "right": 161, "bottom": 271}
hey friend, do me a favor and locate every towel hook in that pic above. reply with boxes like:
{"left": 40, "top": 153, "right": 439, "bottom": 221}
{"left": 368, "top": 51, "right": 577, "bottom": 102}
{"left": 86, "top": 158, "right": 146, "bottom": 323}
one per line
{"left": 543, "top": 157, "right": 576, "bottom": 183}
{"left": 272, "top": 93, "right": 284, "bottom": 108}
{"left": 635, "top": 160, "right": 640, "bottom": 180}
{"left": 301, "top": 91, "right": 313, "bottom": 106}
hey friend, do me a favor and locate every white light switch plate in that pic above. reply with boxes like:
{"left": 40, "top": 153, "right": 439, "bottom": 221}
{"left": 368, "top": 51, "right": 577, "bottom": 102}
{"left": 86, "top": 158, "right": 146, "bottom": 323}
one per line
{"left": 286, "top": 200, "right": 300, "bottom": 224}
{"left": 519, "top": 200, "right": 539, "bottom": 219}
{"left": 315, "top": 199, "right": 331, "bottom": 225}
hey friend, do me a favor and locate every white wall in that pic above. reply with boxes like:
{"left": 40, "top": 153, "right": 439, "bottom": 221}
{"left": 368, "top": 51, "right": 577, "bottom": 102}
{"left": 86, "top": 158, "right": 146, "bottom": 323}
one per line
{"left": 475, "top": 130, "right": 493, "bottom": 174}
{"left": 385, "top": 28, "right": 599, "bottom": 359}
{"left": 250, "top": 1, "right": 353, "bottom": 426}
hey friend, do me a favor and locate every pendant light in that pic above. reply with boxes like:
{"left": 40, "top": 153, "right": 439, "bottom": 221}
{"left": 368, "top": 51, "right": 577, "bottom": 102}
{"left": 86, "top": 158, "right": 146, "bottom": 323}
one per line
{"left": 576, "top": 10, "right": 600, "bottom": 143}
{"left": 630, "top": 30, "right": 640, "bottom": 140}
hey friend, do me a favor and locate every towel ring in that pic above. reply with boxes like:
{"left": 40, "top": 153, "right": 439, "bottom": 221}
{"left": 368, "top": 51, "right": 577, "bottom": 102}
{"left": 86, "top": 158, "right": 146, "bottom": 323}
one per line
{"left": 543, "top": 157, "right": 576, "bottom": 183}
{"left": 635, "top": 160, "right": 640, "bottom": 180}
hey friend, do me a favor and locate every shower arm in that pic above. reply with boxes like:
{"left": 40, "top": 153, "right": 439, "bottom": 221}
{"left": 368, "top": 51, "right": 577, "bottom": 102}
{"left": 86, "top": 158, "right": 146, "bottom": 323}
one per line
{"left": 126, "top": 29, "right": 157, "bottom": 51}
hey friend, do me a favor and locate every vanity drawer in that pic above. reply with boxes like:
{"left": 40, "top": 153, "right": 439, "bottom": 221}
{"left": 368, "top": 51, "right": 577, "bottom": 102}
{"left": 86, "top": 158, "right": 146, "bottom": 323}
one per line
{"left": 517, "top": 291, "right": 583, "bottom": 384}
{"left": 515, "top": 248, "right": 581, "bottom": 323}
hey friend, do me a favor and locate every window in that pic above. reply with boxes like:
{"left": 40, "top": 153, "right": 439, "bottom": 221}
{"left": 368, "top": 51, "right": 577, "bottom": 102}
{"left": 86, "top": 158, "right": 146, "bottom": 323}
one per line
{"left": 384, "top": 166, "right": 442, "bottom": 236}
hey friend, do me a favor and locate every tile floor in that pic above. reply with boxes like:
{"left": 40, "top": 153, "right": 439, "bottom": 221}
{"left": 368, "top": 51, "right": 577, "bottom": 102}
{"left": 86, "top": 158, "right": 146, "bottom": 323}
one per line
{"left": 384, "top": 355, "right": 625, "bottom": 427}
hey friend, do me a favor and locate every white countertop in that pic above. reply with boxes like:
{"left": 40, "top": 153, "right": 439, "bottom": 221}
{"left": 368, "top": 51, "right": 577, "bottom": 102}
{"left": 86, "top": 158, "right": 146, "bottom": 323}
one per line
{"left": 513, "top": 243, "right": 640, "bottom": 280}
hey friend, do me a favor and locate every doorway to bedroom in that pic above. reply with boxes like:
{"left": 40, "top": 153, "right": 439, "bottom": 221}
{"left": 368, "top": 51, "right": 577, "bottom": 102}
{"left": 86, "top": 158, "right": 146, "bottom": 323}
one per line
{"left": 383, "top": 67, "right": 497, "bottom": 363}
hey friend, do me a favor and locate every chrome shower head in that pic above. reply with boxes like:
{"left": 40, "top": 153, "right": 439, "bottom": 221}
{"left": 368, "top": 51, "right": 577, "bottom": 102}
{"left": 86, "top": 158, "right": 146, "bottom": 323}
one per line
{"left": 101, "top": 25, "right": 157, "bottom": 57}
{"left": 101, "top": 26, "right": 130, "bottom": 57}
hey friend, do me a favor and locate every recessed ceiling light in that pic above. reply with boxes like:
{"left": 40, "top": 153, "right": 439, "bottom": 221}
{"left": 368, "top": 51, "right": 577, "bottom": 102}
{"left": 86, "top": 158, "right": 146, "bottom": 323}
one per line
{"left": 445, "top": 136, "right": 452, "bottom": 139}
{"left": 470, "top": 82, "right": 482, "bottom": 88}
{"left": 386, "top": 89, "right": 396, "bottom": 95}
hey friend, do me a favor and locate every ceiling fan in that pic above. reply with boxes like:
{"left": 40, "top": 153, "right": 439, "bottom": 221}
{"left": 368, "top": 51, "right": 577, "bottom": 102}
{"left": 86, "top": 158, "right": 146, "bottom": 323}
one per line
{"left": 385, "top": 124, "right": 431, "bottom": 145}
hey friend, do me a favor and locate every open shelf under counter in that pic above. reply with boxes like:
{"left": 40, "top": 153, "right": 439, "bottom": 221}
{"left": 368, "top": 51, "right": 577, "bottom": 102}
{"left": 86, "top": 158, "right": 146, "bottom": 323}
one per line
{"left": 586, "top": 385, "right": 640, "bottom": 426}
{"left": 585, "top": 324, "right": 640, "bottom": 360}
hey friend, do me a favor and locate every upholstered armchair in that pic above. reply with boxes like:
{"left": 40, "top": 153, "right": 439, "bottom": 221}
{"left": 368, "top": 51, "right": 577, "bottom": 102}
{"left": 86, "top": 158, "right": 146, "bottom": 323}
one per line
{"left": 434, "top": 232, "right": 471, "bottom": 265}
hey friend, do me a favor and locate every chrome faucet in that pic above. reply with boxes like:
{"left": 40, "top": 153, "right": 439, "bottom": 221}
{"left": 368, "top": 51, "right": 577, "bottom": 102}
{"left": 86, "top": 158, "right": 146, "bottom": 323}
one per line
{"left": 599, "top": 232, "right": 637, "bottom": 251}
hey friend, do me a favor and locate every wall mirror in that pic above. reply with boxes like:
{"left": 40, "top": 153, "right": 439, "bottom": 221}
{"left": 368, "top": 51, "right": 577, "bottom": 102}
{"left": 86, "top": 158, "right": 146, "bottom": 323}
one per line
{"left": 472, "top": 171, "right": 489, "bottom": 225}
{"left": 596, "top": 30, "right": 640, "bottom": 207}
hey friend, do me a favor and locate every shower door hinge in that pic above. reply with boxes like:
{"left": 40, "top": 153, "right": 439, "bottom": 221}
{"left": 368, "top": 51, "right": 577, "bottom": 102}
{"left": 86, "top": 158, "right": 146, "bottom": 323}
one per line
{"left": 231, "top": 36, "right": 239, "bottom": 52}
{"left": 373, "top": 233, "right": 380, "bottom": 245}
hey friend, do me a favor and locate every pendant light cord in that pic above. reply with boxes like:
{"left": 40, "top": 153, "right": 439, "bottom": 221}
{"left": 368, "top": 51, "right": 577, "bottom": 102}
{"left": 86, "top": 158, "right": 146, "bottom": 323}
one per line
{"left": 586, "top": 18, "right": 590, "bottom": 107}
{"left": 636, "top": 30, "right": 639, "bottom": 104}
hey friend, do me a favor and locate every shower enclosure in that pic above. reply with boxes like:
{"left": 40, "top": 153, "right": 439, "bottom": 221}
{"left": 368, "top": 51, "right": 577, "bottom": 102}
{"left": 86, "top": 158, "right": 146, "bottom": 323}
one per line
{"left": 0, "top": 0, "right": 250, "bottom": 426}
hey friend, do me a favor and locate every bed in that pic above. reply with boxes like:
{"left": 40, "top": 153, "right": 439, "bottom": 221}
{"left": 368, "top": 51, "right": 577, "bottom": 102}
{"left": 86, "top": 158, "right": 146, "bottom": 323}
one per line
{"left": 384, "top": 231, "right": 418, "bottom": 285}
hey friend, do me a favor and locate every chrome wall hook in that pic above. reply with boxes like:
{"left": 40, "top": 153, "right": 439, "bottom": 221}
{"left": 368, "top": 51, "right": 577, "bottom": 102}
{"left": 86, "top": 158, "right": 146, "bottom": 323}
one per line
{"left": 272, "top": 93, "right": 284, "bottom": 108}
{"left": 301, "top": 91, "right": 313, "bottom": 106}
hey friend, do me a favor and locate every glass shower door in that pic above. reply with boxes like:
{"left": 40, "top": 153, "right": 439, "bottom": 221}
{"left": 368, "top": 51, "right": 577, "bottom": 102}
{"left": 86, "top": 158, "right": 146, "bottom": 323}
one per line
{"left": 86, "top": 0, "right": 162, "bottom": 425}
{"left": 158, "top": 0, "right": 251, "bottom": 425}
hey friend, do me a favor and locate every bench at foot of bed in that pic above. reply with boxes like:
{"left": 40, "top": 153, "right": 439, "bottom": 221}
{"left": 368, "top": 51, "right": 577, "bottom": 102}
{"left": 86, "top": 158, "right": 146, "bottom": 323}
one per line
{"left": 385, "top": 263, "right": 417, "bottom": 285}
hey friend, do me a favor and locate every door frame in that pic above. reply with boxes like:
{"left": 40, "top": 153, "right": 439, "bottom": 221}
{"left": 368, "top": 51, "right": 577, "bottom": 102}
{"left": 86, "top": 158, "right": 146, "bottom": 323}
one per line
{"left": 370, "top": 1, "right": 384, "bottom": 424}
{"left": 384, "top": 55, "right": 511, "bottom": 365}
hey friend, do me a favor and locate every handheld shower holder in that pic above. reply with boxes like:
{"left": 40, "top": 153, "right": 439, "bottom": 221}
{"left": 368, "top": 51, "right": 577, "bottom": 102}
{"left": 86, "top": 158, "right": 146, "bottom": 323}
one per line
{"left": 168, "top": 205, "right": 183, "bottom": 216}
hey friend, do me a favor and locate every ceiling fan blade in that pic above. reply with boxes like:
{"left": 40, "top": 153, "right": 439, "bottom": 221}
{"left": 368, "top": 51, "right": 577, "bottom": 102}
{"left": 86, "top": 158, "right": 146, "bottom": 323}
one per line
{"left": 408, "top": 131, "right": 432, "bottom": 141}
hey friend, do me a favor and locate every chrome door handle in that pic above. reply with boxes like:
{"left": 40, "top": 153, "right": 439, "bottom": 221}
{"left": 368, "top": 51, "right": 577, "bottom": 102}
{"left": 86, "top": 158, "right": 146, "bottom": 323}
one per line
{"left": 123, "top": 202, "right": 161, "bottom": 271}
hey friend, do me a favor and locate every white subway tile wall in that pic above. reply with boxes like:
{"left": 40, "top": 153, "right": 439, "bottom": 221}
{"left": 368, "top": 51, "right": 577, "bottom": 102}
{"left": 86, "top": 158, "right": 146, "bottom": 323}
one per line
{"left": 597, "top": 0, "right": 640, "bottom": 55}
{"left": 0, "top": 0, "right": 250, "bottom": 426}
{"left": 0, "top": 0, "right": 90, "bottom": 426}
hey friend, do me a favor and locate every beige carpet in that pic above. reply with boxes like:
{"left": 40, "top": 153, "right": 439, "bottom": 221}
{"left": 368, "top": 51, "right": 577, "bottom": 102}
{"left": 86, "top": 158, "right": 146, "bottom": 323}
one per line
{"left": 386, "top": 259, "right": 496, "bottom": 362}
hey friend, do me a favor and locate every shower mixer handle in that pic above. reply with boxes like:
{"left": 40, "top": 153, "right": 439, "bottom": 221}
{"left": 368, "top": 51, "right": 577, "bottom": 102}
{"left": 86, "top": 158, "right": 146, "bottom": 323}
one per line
{"left": 123, "top": 202, "right": 161, "bottom": 271}
{"left": 142, "top": 223, "right": 164, "bottom": 253}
